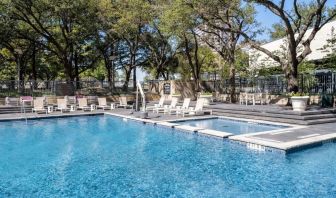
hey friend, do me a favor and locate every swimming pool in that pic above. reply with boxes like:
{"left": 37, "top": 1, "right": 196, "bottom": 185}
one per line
{"left": 0, "top": 115, "right": 335, "bottom": 197}
{"left": 173, "top": 118, "right": 287, "bottom": 134}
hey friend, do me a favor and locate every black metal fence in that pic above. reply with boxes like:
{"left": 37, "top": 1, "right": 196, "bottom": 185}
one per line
{"left": 149, "top": 71, "right": 336, "bottom": 95}
{"left": 1, "top": 72, "right": 335, "bottom": 97}
{"left": 0, "top": 80, "right": 137, "bottom": 97}
{"left": 207, "top": 72, "right": 336, "bottom": 94}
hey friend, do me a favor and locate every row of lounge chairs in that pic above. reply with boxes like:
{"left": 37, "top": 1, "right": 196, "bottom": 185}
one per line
{"left": 6, "top": 95, "right": 211, "bottom": 117}
{"left": 32, "top": 97, "right": 114, "bottom": 114}
{"left": 146, "top": 97, "right": 211, "bottom": 117}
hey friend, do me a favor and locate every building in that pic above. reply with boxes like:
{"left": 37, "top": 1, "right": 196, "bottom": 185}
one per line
{"left": 248, "top": 20, "right": 336, "bottom": 70}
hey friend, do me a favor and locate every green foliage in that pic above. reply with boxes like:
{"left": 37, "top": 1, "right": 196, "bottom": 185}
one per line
{"left": 81, "top": 61, "right": 107, "bottom": 81}
{"left": 0, "top": 0, "right": 333, "bottom": 97}
{"left": 269, "top": 23, "right": 287, "bottom": 40}
{"left": 288, "top": 92, "right": 309, "bottom": 97}
{"left": 0, "top": 49, "right": 16, "bottom": 80}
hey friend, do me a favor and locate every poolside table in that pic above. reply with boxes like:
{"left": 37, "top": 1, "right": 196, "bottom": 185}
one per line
{"left": 70, "top": 105, "right": 76, "bottom": 112}
{"left": 47, "top": 106, "right": 54, "bottom": 113}
{"left": 90, "top": 104, "right": 96, "bottom": 111}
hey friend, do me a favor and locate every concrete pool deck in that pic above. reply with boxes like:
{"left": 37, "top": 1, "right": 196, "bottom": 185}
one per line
{"left": 0, "top": 108, "right": 335, "bottom": 153}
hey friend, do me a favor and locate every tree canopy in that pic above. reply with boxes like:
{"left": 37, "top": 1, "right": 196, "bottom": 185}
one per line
{"left": 0, "top": 0, "right": 335, "bottom": 94}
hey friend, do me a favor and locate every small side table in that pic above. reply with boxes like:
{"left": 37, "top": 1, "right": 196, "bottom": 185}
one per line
{"left": 90, "top": 104, "right": 96, "bottom": 111}
{"left": 70, "top": 105, "right": 76, "bottom": 112}
{"left": 111, "top": 103, "right": 116, "bottom": 110}
{"left": 47, "top": 106, "right": 54, "bottom": 113}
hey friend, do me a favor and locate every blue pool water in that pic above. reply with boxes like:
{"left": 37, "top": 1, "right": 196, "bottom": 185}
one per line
{"left": 0, "top": 115, "right": 335, "bottom": 197}
{"left": 174, "top": 118, "right": 287, "bottom": 134}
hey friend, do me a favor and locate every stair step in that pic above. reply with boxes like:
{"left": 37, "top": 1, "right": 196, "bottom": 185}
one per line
{"left": 306, "top": 118, "right": 336, "bottom": 125}
{"left": 207, "top": 106, "right": 335, "bottom": 116}
{"left": 212, "top": 112, "right": 308, "bottom": 125}
{"left": 209, "top": 108, "right": 336, "bottom": 121}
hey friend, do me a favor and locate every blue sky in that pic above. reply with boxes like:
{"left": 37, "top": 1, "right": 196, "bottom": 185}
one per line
{"left": 255, "top": 1, "right": 335, "bottom": 40}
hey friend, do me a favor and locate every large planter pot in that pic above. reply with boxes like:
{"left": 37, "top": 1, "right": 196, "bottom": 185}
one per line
{"left": 199, "top": 95, "right": 213, "bottom": 106}
{"left": 291, "top": 96, "right": 309, "bottom": 111}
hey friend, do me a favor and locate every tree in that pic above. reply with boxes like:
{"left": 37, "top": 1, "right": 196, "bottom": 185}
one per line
{"left": 111, "top": 0, "right": 152, "bottom": 91}
{"left": 161, "top": 0, "right": 207, "bottom": 91}
{"left": 269, "top": 23, "right": 287, "bottom": 40}
{"left": 142, "top": 24, "right": 179, "bottom": 80}
{"left": 241, "top": 0, "right": 336, "bottom": 93}
{"left": 0, "top": 1, "right": 37, "bottom": 93}
{"left": 95, "top": 0, "right": 122, "bottom": 89}
{"left": 187, "top": 0, "right": 257, "bottom": 102}
{"left": 319, "top": 26, "right": 336, "bottom": 70}
{"left": 7, "top": 0, "right": 100, "bottom": 82}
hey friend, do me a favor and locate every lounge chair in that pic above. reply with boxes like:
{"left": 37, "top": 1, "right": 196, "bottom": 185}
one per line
{"left": 254, "top": 93, "right": 267, "bottom": 105}
{"left": 169, "top": 98, "right": 191, "bottom": 115}
{"left": 35, "top": 96, "right": 46, "bottom": 105}
{"left": 97, "top": 98, "right": 111, "bottom": 111}
{"left": 20, "top": 96, "right": 33, "bottom": 106}
{"left": 87, "top": 96, "right": 98, "bottom": 105}
{"left": 5, "top": 97, "right": 20, "bottom": 106}
{"left": 64, "top": 96, "right": 76, "bottom": 105}
{"left": 77, "top": 98, "right": 91, "bottom": 111}
{"left": 32, "top": 99, "right": 47, "bottom": 114}
{"left": 57, "top": 99, "right": 70, "bottom": 113}
{"left": 146, "top": 96, "right": 165, "bottom": 112}
{"left": 154, "top": 97, "right": 178, "bottom": 114}
{"left": 118, "top": 96, "right": 133, "bottom": 109}
{"left": 239, "top": 92, "right": 247, "bottom": 105}
{"left": 180, "top": 98, "right": 211, "bottom": 117}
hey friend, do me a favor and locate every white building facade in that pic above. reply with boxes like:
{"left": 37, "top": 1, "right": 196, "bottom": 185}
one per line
{"left": 249, "top": 20, "right": 336, "bottom": 70}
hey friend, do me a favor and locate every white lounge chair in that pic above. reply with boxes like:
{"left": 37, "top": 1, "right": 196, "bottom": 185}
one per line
{"left": 5, "top": 97, "right": 20, "bottom": 106}
{"left": 146, "top": 96, "right": 165, "bottom": 112}
{"left": 64, "top": 96, "right": 76, "bottom": 105}
{"left": 77, "top": 98, "right": 91, "bottom": 111}
{"left": 57, "top": 99, "right": 70, "bottom": 113}
{"left": 239, "top": 92, "right": 247, "bottom": 105}
{"left": 154, "top": 97, "right": 178, "bottom": 114}
{"left": 32, "top": 99, "right": 47, "bottom": 114}
{"left": 35, "top": 96, "right": 46, "bottom": 106}
{"left": 118, "top": 96, "right": 133, "bottom": 109}
{"left": 97, "top": 98, "right": 111, "bottom": 111}
{"left": 169, "top": 98, "right": 191, "bottom": 115}
{"left": 254, "top": 93, "right": 268, "bottom": 105}
{"left": 180, "top": 98, "right": 211, "bottom": 117}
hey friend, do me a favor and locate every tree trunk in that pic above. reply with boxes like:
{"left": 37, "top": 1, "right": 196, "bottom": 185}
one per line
{"left": 133, "top": 66, "right": 137, "bottom": 91}
{"left": 106, "top": 61, "right": 112, "bottom": 88}
{"left": 227, "top": 52, "right": 236, "bottom": 103}
{"left": 31, "top": 44, "right": 37, "bottom": 89}
{"left": 228, "top": 66, "right": 236, "bottom": 103}
{"left": 285, "top": 63, "right": 299, "bottom": 93}
{"left": 104, "top": 56, "right": 114, "bottom": 90}
{"left": 122, "top": 68, "right": 132, "bottom": 92}
{"left": 17, "top": 58, "right": 25, "bottom": 95}
{"left": 111, "top": 61, "right": 115, "bottom": 89}
{"left": 132, "top": 52, "right": 137, "bottom": 91}
{"left": 63, "top": 58, "right": 73, "bottom": 82}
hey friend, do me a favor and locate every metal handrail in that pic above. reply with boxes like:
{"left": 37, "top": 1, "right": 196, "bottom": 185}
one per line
{"left": 136, "top": 81, "right": 146, "bottom": 112}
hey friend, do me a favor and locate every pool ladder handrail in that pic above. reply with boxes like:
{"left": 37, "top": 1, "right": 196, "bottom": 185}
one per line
{"left": 21, "top": 101, "right": 28, "bottom": 123}
{"left": 136, "top": 81, "right": 146, "bottom": 112}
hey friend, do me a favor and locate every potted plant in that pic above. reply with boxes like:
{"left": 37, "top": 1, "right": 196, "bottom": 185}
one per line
{"left": 289, "top": 92, "right": 309, "bottom": 111}
{"left": 199, "top": 92, "right": 213, "bottom": 106}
